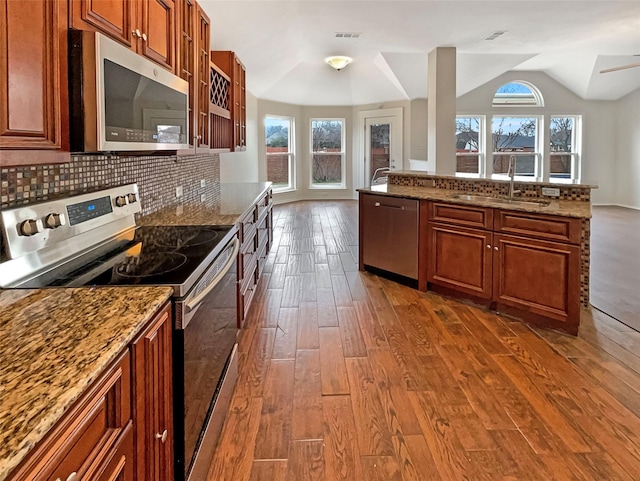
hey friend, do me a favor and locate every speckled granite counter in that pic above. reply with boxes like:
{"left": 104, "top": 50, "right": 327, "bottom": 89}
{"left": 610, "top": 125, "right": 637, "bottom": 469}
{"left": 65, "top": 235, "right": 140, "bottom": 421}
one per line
{"left": 0, "top": 286, "right": 173, "bottom": 481}
{"left": 139, "top": 182, "right": 272, "bottom": 226}
{"left": 358, "top": 184, "right": 592, "bottom": 219}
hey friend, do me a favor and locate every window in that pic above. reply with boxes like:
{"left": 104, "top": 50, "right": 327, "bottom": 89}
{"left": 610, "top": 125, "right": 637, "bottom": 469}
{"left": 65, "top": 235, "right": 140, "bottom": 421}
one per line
{"left": 310, "top": 119, "right": 345, "bottom": 188}
{"left": 492, "top": 116, "right": 540, "bottom": 179}
{"left": 456, "top": 116, "right": 483, "bottom": 176}
{"left": 493, "top": 81, "right": 544, "bottom": 107}
{"left": 550, "top": 116, "right": 580, "bottom": 182}
{"left": 265, "top": 116, "right": 294, "bottom": 192}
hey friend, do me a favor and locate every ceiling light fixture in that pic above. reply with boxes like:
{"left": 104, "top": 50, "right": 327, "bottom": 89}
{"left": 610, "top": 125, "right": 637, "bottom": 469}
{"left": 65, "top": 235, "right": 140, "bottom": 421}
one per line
{"left": 325, "top": 56, "right": 352, "bottom": 71}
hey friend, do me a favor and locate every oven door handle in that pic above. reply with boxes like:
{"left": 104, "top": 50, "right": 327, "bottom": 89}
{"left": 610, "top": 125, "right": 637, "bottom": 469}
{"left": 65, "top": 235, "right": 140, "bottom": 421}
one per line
{"left": 185, "top": 237, "right": 239, "bottom": 313}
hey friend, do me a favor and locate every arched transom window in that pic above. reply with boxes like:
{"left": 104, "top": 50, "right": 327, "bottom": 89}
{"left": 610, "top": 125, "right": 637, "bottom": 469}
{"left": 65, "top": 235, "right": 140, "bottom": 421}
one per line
{"left": 492, "top": 81, "right": 544, "bottom": 107}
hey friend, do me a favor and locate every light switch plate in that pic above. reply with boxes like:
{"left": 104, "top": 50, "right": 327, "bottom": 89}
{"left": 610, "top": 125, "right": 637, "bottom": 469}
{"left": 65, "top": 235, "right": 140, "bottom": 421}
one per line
{"left": 176, "top": 186, "right": 183, "bottom": 197}
{"left": 542, "top": 187, "right": 560, "bottom": 197}
{"left": 200, "top": 179, "right": 206, "bottom": 188}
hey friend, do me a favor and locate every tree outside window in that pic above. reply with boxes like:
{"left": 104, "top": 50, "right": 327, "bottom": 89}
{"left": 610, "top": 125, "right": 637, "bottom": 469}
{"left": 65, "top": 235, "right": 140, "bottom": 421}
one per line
{"left": 266, "top": 116, "right": 294, "bottom": 192}
{"left": 550, "top": 117, "right": 577, "bottom": 180}
{"left": 492, "top": 116, "right": 539, "bottom": 177}
{"left": 311, "top": 119, "right": 345, "bottom": 187}
{"left": 456, "top": 116, "right": 482, "bottom": 175}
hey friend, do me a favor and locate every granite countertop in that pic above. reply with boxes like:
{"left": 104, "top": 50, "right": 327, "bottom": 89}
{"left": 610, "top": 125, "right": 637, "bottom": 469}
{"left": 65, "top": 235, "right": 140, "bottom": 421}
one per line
{"left": 139, "top": 182, "right": 272, "bottom": 226}
{"left": 0, "top": 286, "right": 173, "bottom": 480}
{"left": 358, "top": 184, "right": 592, "bottom": 219}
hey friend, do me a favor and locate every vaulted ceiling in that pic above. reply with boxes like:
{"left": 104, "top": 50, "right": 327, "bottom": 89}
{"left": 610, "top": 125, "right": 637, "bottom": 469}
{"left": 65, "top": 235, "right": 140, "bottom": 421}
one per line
{"left": 201, "top": 0, "right": 640, "bottom": 105}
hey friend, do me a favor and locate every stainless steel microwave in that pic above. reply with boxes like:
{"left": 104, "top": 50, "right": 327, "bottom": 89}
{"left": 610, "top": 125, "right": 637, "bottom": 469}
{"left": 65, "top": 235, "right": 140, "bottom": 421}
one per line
{"left": 68, "top": 30, "right": 189, "bottom": 152}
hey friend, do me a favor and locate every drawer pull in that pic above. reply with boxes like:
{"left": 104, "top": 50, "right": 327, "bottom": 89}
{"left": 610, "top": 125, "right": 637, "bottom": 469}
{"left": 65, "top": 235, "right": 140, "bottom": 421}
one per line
{"left": 156, "top": 429, "right": 168, "bottom": 443}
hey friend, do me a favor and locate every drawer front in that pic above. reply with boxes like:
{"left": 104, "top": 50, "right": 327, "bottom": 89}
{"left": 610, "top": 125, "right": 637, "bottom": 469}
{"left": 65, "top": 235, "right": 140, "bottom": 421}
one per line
{"left": 494, "top": 210, "right": 581, "bottom": 245}
{"left": 238, "top": 205, "right": 258, "bottom": 245}
{"left": 429, "top": 202, "right": 493, "bottom": 230}
{"left": 13, "top": 351, "right": 132, "bottom": 481}
{"left": 257, "top": 190, "right": 272, "bottom": 222}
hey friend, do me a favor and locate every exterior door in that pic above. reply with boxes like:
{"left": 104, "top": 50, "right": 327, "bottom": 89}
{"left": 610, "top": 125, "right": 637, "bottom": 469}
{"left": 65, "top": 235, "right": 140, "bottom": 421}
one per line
{"left": 365, "top": 116, "right": 401, "bottom": 186}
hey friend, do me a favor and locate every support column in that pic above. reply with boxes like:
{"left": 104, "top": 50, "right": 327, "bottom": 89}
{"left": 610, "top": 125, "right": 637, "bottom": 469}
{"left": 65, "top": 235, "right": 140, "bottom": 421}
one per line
{"left": 427, "top": 47, "right": 457, "bottom": 175}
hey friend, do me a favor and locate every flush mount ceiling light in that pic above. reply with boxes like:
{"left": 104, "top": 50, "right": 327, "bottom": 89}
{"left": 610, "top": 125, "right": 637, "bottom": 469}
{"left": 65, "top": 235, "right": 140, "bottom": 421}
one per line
{"left": 325, "top": 56, "right": 352, "bottom": 71}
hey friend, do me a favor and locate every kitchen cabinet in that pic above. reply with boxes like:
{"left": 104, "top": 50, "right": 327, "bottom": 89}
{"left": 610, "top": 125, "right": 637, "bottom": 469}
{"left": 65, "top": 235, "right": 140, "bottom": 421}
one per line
{"left": 0, "top": 0, "right": 70, "bottom": 165}
{"left": 359, "top": 193, "right": 424, "bottom": 283}
{"left": 8, "top": 350, "right": 135, "bottom": 480}
{"left": 70, "top": 0, "right": 177, "bottom": 73}
{"left": 211, "top": 51, "right": 246, "bottom": 151}
{"left": 131, "top": 302, "right": 174, "bottom": 481}
{"left": 427, "top": 202, "right": 581, "bottom": 333}
{"left": 177, "top": 0, "right": 210, "bottom": 152}
{"left": 7, "top": 301, "right": 173, "bottom": 481}
{"left": 237, "top": 188, "right": 273, "bottom": 327}
{"left": 427, "top": 222, "right": 493, "bottom": 299}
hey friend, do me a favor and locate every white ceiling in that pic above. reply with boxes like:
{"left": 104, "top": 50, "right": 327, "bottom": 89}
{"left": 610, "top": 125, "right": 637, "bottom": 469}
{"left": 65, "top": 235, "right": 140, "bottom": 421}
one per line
{"left": 201, "top": 0, "right": 640, "bottom": 106}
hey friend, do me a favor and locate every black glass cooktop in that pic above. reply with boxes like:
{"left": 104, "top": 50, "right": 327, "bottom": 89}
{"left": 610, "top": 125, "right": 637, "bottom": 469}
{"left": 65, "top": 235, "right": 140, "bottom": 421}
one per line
{"left": 86, "top": 225, "right": 234, "bottom": 288}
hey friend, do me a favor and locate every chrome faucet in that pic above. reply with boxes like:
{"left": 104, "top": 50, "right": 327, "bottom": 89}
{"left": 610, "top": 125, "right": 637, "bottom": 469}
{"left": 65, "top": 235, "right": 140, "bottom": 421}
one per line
{"left": 507, "top": 155, "right": 521, "bottom": 199}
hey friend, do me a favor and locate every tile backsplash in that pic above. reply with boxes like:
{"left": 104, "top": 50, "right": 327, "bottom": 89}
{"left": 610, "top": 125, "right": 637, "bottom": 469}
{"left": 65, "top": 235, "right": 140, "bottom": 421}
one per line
{"left": 0, "top": 152, "right": 221, "bottom": 261}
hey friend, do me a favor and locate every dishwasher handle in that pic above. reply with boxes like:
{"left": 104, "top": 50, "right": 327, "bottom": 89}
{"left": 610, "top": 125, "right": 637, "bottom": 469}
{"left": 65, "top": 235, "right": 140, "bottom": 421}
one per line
{"left": 374, "top": 201, "right": 405, "bottom": 210}
{"left": 185, "top": 237, "right": 239, "bottom": 313}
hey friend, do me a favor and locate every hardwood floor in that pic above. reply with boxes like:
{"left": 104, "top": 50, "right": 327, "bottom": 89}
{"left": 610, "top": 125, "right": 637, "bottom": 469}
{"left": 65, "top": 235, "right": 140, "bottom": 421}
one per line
{"left": 590, "top": 206, "right": 640, "bottom": 331}
{"left": 207, "top": 200, "right": 640, "bottom": 481}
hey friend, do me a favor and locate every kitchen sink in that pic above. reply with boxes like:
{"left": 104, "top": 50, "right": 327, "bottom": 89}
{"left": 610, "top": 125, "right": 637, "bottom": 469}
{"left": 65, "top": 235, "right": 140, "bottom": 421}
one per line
{"left": 451, "top": 194, "right": 551, "bottom": 208}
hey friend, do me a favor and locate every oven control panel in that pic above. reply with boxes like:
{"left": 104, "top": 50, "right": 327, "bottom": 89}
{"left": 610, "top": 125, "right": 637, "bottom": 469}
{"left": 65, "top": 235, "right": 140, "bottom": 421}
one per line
{"left": 0, "top": 183, "right": 141, "bottom": 260}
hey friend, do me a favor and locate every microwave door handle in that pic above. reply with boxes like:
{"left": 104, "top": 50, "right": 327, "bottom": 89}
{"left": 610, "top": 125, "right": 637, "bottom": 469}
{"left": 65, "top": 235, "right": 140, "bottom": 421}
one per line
{"left": 185, "top": 238, "right": 239, "bottom": 313}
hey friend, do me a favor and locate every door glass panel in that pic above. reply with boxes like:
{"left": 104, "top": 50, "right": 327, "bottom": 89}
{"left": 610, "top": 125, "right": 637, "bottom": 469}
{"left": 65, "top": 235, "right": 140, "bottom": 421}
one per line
{"left": 370, "top": 123, "right": 390, "bottom": 182}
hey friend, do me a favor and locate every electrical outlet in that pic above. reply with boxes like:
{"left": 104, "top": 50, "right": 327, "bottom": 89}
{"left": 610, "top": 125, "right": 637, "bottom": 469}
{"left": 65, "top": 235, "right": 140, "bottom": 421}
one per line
{"left": 542, "top": 187, "right": 560, "bottom": 197}
{"left": 176, "top": 186, "right": 183, "bottom": 197}
{"left": 200, "top": 179, "right": 206, "bottom": 188}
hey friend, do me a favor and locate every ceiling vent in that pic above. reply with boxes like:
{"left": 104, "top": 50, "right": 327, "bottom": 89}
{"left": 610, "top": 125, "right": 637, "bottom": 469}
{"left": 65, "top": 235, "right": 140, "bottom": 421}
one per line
{"left": 335, "top": 32, "right": 361, "bottom": 39}
{"left": 485, "top": 31, "right": 507, "bottom": 40}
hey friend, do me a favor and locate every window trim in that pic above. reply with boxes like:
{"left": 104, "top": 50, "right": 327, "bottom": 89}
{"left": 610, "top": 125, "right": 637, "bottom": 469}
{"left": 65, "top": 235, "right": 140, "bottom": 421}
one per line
{"left": 549, "top": 115, "right": 581, "bottom": 183}
{"left": 309, "top": 117, "right": 346, "bottom": 189}
{"left": 265, "top": 114, "right": 296, "bottom": 193}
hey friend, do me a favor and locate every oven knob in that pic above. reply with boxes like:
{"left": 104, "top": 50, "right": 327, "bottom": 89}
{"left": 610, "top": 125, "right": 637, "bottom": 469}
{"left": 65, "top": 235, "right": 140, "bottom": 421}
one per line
{"left": 127, "top": 193, "right": 137, "bottom": 204}
{"left": 44, "top": 213, "right": 65, "bottom": 229}
{"left": 115, "top": 195, "right": 128, "bottom": 207}
{"left": 19, "top": 219, "right": 40, "bottom": 236}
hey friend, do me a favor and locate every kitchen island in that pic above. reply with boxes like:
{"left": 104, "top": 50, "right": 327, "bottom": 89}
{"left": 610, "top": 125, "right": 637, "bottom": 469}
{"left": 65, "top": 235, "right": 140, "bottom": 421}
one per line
{"left": 358, "top": 171, "right": 594, "bottom": 334}
{"left": 0, "top": 286, "right": 172, "bottom": 480}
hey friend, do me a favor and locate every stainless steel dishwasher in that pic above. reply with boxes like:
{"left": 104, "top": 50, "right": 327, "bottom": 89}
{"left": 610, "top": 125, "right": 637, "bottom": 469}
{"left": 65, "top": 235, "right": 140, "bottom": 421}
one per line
{"left": 360, "top": 193, "right": 420, "bottom": 279}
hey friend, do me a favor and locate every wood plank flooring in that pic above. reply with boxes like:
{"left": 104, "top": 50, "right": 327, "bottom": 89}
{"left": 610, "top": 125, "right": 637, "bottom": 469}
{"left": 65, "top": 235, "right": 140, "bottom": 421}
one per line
{"left": 590, "top": 205, "right": 640, "bottom": 331}
{"left": 208, "top": 200, "right": 640, "bottom": 481}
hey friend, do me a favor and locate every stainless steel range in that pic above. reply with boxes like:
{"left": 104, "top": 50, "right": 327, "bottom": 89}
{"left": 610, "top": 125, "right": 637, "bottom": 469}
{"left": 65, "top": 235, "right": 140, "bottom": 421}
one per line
{"left": 0, "top": 184, "right": 239, "bottom": 481}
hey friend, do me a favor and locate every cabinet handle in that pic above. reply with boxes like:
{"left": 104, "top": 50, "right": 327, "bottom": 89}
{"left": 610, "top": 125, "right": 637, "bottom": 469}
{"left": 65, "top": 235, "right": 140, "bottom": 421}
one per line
{"left": 67, "top": 473, "right": 78, "bottom": 481}
{"left": 374, "top": 202, "right": 405, "bottom": 210}
{"left": 486, "top": 244, "right": 491, "bottom": 249}
{"left": 141, "top": 32, "right": 147, "bottom": 42}
{"left": 494, "top": 246, "right": 499, "bottom": 251}
{"left": 156, "top": 429, "right": 168, "bottom": 443}
{"left": 133, "top": 28, "right": 143, "bottom": 38}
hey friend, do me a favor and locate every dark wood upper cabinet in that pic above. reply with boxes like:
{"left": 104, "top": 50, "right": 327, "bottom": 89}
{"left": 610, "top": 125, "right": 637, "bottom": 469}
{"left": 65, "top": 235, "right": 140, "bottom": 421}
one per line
{"left": 0, "top": 0, "right": 70, "bottom": 165}
{"left": 70, "top": 0, "right": 177, "bottom": 73}
{"left": 177, "top": 0, "right": 210, "bottom": 153}
{"left": 211, "top": 50, "right": 246, "bottom": 151}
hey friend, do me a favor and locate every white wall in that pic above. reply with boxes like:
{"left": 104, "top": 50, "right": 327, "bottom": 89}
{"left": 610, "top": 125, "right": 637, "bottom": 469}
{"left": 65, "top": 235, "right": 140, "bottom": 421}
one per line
{"left": 456, "top": 71, "right": 619, "bottom": 204}
{"left": 615, "top": 88, "right": 640, "bottom": 209}
{"left": 219, "top": 91, "right": 260, "bottom": 182}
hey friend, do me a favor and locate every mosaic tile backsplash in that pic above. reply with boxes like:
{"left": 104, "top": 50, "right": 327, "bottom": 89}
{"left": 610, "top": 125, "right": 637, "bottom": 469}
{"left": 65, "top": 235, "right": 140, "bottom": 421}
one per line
{"left": 389, "top": 173, "right": 592, "bottom": 202}
{"left": 0, "top": 153, "right": 221, "bottom": 261}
